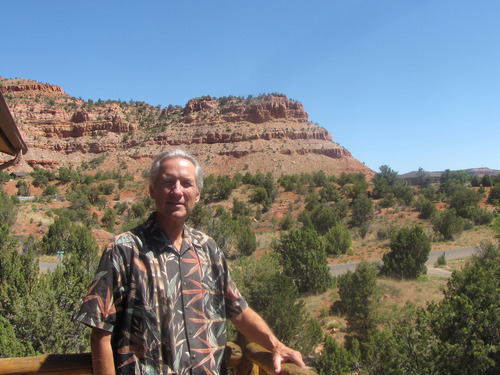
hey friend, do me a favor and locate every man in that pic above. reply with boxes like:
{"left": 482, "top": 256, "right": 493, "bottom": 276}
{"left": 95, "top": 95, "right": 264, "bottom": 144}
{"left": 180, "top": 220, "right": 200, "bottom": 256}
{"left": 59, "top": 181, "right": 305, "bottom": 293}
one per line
{"left": 77, "top": 149, "right": 305, "bottom": 374}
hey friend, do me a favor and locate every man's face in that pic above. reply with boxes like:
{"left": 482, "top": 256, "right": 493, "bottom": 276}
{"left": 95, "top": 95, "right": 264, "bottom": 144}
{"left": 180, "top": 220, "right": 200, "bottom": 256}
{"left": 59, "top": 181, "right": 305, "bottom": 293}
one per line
{"left": 149, "top": 157, "right": 200, "bottom": 225}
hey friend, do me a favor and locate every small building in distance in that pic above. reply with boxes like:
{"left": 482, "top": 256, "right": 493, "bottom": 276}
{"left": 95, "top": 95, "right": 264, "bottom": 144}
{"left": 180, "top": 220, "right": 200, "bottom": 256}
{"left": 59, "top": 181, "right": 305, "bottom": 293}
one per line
{"left": 399, "top": 171, "right": 443, "bottom": 186}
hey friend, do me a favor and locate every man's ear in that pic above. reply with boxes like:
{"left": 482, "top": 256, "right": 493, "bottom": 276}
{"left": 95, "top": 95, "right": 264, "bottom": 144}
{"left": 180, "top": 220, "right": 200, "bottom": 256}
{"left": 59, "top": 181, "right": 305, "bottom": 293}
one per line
{"left": 195, "top": 192, "right": 201, "bottom": 203}
{"left": 149, "top": 184, "right": 155, "bottom": 199}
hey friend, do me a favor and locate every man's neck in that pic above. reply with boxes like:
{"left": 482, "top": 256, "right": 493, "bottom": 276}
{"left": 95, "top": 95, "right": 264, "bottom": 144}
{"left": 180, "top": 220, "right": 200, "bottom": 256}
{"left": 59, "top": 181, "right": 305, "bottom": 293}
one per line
{"left": 156, "top": 215, "right": 185, "bottom": 251}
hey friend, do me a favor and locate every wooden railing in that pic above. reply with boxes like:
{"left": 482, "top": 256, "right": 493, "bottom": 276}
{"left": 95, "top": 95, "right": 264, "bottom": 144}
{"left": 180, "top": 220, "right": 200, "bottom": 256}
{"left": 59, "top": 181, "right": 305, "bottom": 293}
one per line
{"left": 0, "top": 340, "right": 316, "bottom": 375}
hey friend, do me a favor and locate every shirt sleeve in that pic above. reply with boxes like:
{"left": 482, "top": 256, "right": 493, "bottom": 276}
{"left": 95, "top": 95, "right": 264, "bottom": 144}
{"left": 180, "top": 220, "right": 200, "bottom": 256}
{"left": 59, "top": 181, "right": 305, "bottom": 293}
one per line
{"left": 76, "top": 240, "right": 128, "bottom": 332}
{"left": 220, "top": 250, "right": 248, "bottom": 318}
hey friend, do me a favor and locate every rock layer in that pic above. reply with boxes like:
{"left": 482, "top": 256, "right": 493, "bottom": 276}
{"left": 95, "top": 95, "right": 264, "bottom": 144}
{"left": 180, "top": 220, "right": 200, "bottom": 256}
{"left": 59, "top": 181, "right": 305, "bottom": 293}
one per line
{"left": 0, "top": 78, "right": 374, "bottom": 178}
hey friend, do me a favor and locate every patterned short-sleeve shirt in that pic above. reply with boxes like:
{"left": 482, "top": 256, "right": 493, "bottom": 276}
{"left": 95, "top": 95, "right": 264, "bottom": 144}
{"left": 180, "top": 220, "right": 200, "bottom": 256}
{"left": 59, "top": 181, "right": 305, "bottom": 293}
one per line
{"left": 77, "top": 213, "right": 248, "bottom": 374}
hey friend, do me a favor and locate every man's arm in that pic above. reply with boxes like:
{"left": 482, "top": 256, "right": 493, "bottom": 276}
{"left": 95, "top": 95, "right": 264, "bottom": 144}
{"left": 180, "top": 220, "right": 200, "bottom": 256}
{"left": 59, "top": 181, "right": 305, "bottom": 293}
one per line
{"left": 90, "top": 327, "right": 115, "bottom": 375}
{"left": 230, "top": 307, "right": 305, "bottom": 373}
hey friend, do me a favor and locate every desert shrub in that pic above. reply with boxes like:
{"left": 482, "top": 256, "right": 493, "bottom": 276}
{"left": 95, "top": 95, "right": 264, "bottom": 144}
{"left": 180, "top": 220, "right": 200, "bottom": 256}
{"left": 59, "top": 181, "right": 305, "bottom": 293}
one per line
{"left": 482, "top": 174, "right": 493, "bottom": 187}
{"left": 381, "top": 226, "right": 430, "bottom": 279}
{"left": 320, "top": 182, "right": 340, "bottom": 202}
{"left": 57, "top": 166, "right": 76, "bottom": 183}
{"left": 279, "top": 213, "right": 294, "bottom": 231}
{"left": 487, "top": 185, "right": 500, "bottom": 205}
{"left": 42, "top": 184, "right": 58, "bottom": 197}
{"left": 393, "top": 184, "right": 414, "bottom": 206}
{"left": 275, "top": 228, "right": 331, "bottom": 294}
{"left": 415, "top": 195, "right": 436, "bottom": 219}
{"left": 448, "top": 185, "right": 481, "bottom": 219}
{"left": 231, "top": 253, "right": 321, "bottom": 355}
{"left": 337, "top": 261, "right": 380, "bottom": 341}
{"left": 0, "top": 171, "right": 10, "bottom": 184}
{"left": 313, "top": 334, "right": 360, "bottom": 375}
{"left": 128, "top": 202, "right": 147, "bottom": 220}
{"left": 113, "top": 202, "right": 128, "bottom": 215}
{"left": 472, "top": 207, "right": 494, "bottom": 226}
{"left": 311, "top": 204, "right": 340, "bottom": 235}
{"left": 431, "top": 208, "right": 464, "bottom": 240}
{"left": 97, "top": 182, "right": 115, "bottom": 195}
{"left": 278, "top": 174, "right": 297, "bottom": 192}
{"left": 379, "top": 193, "right": 396, "bottom": 209}
{"left": 372, "top": 165, "right": 399, "bottom": 199}
{"left": 16, "top": 180, "right": 30, "bottom": 196}
{"left": 493, "top": 215, "right": 500, "bottom": 238}
{"left": 324, "top": 223, "right": 351, "bottom": 255}
{"left": 312, "top": 170, "right": 327, "bottom": 187}
{"left": 30, "top": 167, "right": 56, "bottom": 188}
{"left": 351, "top": 193, "right": 374, "bottom": 227}
{"left": 420, "top": 185, "right": 437, "bottom": 202}
{"left": 376, "top": 223, "right": 398, "bottom": 240}
{"left": 101, "top": 208, "right": 116, "bottom": 232}
{"left": 0, "top": 191, "right": 18, "bottom": 227}
{"left": 236, "top": 223, "right": 257, "bottom": 256}
{"left": 471, "top": 175, "right": 482, "bottom": 187}
{"left": 231, "top": 198, "right": 252, "bottom": 219}
{"left": 436, "top": 253, "right": 447, "bottom": 266}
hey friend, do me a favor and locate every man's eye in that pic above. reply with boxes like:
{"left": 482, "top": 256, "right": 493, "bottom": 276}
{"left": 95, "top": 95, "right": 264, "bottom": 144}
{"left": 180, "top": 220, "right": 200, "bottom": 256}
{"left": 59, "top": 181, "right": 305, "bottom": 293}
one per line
{"left": 181, "top": 181, "right": 194, "bottom": 188}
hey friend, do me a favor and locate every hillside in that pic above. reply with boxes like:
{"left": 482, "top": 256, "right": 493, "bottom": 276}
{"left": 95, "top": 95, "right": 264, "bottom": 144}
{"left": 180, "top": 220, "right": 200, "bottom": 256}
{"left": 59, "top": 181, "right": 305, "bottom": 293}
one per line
{"left": 0, "top": 77, "right": 374, "bottom": 179}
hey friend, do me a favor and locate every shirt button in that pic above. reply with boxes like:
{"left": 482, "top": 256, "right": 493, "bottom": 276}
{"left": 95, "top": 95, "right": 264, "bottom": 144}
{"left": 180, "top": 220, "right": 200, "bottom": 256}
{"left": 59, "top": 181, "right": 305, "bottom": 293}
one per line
{"left": 188, "top": 330, "right": 193, "bottom": 335}
{"left": 192, "top": 354, "right": 196, "bottom": 359}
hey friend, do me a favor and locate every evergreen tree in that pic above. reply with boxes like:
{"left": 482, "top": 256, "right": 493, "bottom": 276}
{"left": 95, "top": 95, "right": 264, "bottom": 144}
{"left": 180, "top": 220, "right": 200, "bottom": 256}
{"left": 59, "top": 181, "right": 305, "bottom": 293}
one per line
{"left": 337, "top": 262, "right": 380, "bottom": 342}
{"left": 372, "top": 165, "right": 399, "bottom": 199}
{"left": 431, "top": 208, "right": 464, "bottom": 240}
{"left": 381, "top": 226, "right": 431, "bottom": 279}
{"left": 350, "top": 193, "right": 374, "bottom": 227}
{"left": 231, "top": 253, "right": 321, "bottom": 355}
{"left": 0, "top": 191, "right": 18, "bottom": 227}
{"left": 313, "top": 335, "right": 360, "bottom": 375}
{"left": 324, "top": 223, "right": 351, "bottom": 255}
{"left": 275, "top": 228, "right": 331, "bottom": 294}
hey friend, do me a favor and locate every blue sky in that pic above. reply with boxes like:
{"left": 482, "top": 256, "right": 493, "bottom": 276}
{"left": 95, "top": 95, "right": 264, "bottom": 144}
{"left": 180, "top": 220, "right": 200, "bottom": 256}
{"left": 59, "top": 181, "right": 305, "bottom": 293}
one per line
{"left": 2, "top": 0, "right": 499, "bottom": 174}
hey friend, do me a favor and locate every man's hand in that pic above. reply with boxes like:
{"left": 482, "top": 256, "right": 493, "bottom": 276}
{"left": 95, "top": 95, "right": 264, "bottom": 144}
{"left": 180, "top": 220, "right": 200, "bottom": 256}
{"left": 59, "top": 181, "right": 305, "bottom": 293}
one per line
{"left": 230, "top": 307, "right": 306, "bottom": 373}
{"left": 272, "top": 342, "right": 305, "bottom": 373}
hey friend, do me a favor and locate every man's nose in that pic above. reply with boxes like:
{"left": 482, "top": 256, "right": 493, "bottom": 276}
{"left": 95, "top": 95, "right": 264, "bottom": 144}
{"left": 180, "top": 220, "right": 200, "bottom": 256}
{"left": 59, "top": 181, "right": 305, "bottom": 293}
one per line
{"left": 172, "top": 180, "right": 182, "bottom": 193}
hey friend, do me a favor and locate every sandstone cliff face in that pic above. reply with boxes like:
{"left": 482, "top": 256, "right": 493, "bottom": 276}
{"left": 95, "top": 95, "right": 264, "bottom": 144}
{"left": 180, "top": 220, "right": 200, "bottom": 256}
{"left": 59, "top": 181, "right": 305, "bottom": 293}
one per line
{"left": 0, "top": 83, "right": 65, "bottom": 95}
{"left": 0, "top": 78, "right": 374, "bottom": 178}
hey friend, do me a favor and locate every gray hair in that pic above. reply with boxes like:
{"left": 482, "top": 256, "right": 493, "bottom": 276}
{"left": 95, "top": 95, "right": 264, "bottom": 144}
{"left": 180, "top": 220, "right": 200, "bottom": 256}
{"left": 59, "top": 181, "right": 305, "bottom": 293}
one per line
{"left": 149, "top": 149, "right": 204, "bottom": 193}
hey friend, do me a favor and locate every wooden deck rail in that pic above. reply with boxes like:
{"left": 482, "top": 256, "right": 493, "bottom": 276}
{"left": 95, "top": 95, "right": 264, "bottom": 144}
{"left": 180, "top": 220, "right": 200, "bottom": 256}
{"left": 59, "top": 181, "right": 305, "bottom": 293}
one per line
{"left": 0, "top": 341, "right": 316, "bottom": 375}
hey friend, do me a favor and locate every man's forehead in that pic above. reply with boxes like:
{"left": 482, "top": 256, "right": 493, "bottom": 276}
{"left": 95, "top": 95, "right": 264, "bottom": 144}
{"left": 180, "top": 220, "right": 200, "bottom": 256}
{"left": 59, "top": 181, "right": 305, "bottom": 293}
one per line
{"left": 160, "top": 158, "right": 196, "bottom": 175}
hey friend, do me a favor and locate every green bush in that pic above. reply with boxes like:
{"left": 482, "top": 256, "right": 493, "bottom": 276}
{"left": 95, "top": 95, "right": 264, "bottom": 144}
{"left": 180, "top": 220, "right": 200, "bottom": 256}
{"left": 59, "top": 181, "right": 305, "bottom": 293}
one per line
{"left": 415, "top": 195, "right": 436, "bottom": 219}
{"left": 30, "top": 167, "right": 56, "bottom": 188}
{"left": 431, "top": 208, "right": 464, "bottom": 240}
{"left": 275, "top": 228, "right": 331, "bottom": 294}
{"left": 324, "top": 223, "right": 352, "bottom": 256}
{"left": 0, "top": 191, "right": 18, "bottom": 227}
{"left": 381, "top": 226, "right": 430, "bottom": 279}
{"left": 236, "top": 224, "right": 257, "bottom": 256}
{"left": 338, "top": 261, "right": 380, "bottom": 340}
{"left": 42, "top": 184, "right": 58, "bottom": 197}
{"left": 231, "top": 253, "right": 321, "bottom": 355}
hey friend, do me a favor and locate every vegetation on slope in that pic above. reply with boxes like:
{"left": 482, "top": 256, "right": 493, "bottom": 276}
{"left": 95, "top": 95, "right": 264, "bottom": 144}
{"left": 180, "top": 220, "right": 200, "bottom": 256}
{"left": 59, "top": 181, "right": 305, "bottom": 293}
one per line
{"left": 1, "top": 160, "right": 499, "bottom": 373}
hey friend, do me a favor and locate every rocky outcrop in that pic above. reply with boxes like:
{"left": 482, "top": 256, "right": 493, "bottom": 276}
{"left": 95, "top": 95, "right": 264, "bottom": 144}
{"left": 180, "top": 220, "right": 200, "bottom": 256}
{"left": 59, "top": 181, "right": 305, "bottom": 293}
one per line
{"left": 2, "top": 78, "right": 374, "bottom": 178}
{"left": 183, "top": 94, "right": 309, "bottom": 124}
{"left": 0, "top": 83, "right": 66, "bottom": 95}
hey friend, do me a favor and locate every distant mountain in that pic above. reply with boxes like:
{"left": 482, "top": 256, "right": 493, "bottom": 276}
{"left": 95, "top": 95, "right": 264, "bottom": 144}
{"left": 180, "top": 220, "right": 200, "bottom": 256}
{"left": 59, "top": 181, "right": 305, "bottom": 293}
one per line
{"left": 399, "top": 168, "right": 500, "bottom": 185}
{"left": 400, "top": 168, "right": 500, "bottom": 179}
{"left": 0, "top": 77, "right": 374, "bottom": 178}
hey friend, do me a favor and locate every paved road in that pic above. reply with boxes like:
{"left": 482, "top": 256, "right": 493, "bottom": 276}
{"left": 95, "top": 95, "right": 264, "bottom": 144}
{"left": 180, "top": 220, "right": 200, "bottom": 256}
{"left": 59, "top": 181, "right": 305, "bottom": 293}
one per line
{"left": 39, "top": 261, "right": 59, "bottom": 273}
{"left": 40, "top": 245, "right": 481, "bottom": 276}
{"left": 329, "top": 245, "right": 479, "bottom": 277}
